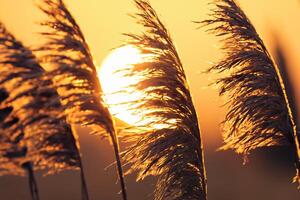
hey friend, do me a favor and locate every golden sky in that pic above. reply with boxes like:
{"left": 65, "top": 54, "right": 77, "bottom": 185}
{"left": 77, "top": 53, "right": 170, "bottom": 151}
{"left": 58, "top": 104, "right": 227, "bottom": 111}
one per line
{"left": 1, "top": 1, "right": 300, "bottom": 200}
{"left": 0, "top": 0, "right": 300, "bottom": 144}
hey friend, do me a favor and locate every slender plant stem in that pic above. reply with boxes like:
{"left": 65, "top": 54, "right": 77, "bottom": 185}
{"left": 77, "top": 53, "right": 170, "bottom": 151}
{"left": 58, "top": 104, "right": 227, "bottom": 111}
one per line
{"left": 24, "top": 162, "right": 40, "bottom": 200}
{"left": 70, "top": 125, "right": 90, "bottom": 200}
{"left": 268, "top": 52, "right": 300, "bottom": 184}
{"left": 110, "top": 131, "right": 128, "bottom": 200}
{"left": 79, "top": 159, "right": 89, "bottom": 200}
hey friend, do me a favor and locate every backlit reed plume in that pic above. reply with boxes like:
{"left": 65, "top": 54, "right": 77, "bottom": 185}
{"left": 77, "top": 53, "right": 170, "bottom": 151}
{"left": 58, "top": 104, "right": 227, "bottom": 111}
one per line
{"left": 0, "top": 22, "right": 85, "bottom": 200}
{"left": 119, "top": 1, "right": 207, "bottom": 199}
{"left": 201, "top": 0, "right": 300, "bottom": 185}
{"left": 37, "top": 0, "right": 127, "bottom": 198}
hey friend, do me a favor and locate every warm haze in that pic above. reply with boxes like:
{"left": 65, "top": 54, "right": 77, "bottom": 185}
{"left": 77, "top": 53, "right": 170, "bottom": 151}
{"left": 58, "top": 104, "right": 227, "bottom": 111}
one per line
{"left": 0, "top": 0, "right": 300, "bottom": 199}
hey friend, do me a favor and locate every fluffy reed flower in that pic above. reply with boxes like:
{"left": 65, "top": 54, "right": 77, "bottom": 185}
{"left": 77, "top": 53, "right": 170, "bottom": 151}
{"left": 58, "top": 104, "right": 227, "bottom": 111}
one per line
{"left": 0, "top": 22, "right": 84, "bottom": 200}
{"left": 119, "top": 1, "right": 207, "bottom": 199}
{"left": 37, "top": 0, "right": 127, "bottom": 198}
{"left": 201, "top": 0, "right": 300, "bottom": 186}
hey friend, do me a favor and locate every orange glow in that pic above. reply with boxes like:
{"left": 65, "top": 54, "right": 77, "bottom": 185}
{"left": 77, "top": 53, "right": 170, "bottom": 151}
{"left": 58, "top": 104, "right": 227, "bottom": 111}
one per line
{"left": 98, "top": 45, "right": 175, "bottom": 129}
{"left": 0, "top": 1, "right": 300, "bottom": 199}
{"left": 1, "top": 0, "right": 300, "bottom": 142}
{"left": 98, "top": 45, "right": 145, "bottom": 126}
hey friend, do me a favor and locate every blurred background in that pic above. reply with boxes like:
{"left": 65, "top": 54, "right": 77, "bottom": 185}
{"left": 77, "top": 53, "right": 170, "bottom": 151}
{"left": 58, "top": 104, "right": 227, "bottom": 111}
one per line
{"left": 0, "top": 0, "right": 300, "bottom": 199}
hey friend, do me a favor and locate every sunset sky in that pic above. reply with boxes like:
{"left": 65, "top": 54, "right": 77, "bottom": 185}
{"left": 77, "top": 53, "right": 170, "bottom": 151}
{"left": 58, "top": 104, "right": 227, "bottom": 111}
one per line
{"left": 1, "top": 0, "right": 300, "bottom": 143}
{"left": 0, "top": 0, "right": 300, "bottom": 199}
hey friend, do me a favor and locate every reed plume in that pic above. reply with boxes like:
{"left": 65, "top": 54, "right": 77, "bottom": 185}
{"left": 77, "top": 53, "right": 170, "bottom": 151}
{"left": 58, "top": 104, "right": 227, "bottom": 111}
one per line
{"left": 0, "top": 22, "right": 85, "bottom": 200}
{"left": 37, "top": 0, "right": 127, "bottom": 198}
{"left": 201, "top": 0, "right": 300, "bottom": 185}
{"left": 118, "top": 1, "right": 207, "bottom": 199}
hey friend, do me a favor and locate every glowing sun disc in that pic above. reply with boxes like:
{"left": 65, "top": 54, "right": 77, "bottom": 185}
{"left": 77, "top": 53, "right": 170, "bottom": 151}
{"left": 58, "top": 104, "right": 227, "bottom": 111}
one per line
{"left": 98, "top": 45, "right": 146, "bottom": 126}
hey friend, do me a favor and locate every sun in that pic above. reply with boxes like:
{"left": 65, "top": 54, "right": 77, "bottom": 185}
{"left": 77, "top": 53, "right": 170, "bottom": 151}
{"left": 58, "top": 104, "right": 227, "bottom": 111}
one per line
{"left": 98, "top": 45, "right": 147, "bottom": 126}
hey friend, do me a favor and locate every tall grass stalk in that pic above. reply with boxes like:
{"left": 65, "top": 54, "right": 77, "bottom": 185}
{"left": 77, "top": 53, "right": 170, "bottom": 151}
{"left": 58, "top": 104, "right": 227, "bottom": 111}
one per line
{"left": 201, "top": 0, "right": 300, "bottom": 186}
{"left": 37, "top": 0, "right": 127, "bottom": 198}
{"left": 0, "top": 22, "right": 85, "bottom": 200}
{"left": 118, "top": 1, "right": 207, "bottom": 199}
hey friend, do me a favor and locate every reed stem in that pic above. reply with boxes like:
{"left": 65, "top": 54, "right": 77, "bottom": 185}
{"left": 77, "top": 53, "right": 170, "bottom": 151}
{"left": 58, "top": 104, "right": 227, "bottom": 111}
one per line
{"left": 110, "top": 131, "right": 128, "bottom": 200}
{"left": 24, "top": 162, "right": 40, "bottom": 200}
